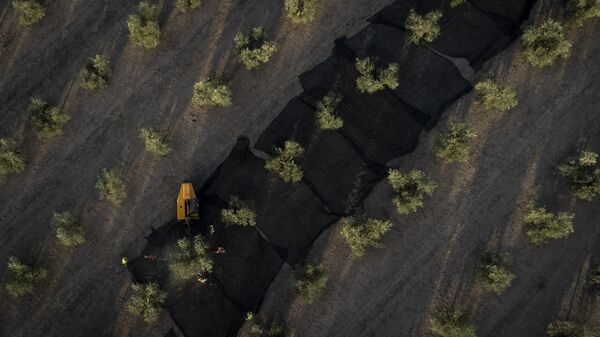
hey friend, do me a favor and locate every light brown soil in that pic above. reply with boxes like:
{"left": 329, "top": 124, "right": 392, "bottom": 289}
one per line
{"left": 0, "top": 1, "right": 398, "bottom": 336}
{"left": 250, "top": 8, "right": 600, "bottom": 337}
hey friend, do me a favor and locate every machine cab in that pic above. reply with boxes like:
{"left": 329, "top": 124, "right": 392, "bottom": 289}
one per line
{"left": 177, "top": 180, "right": 200, "bottom": 222}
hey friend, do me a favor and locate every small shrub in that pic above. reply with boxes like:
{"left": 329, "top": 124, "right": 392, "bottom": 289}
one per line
{"left": 221, "top": 196, "right": 256, "bottom": 227}
{"left": 477, "top": 253, "right": 516, "bottom": 295}
{"left": 565, "top": 0, "right": 600, "bottom": 26}
{"left": 234, "top": 26, "right": 277, "bottom": 70}
{"left": 284, "top": 0, "right": 317, "bottom": 24}
{"left": 588, "top": 265, "right": 600, "bottom": 288}
{"left": 293, "top": 262, "right": 327, "bottom": 303}
{"left": 265, "top": 140, "right": 304, "bottom": 183}
{"left": 430, "top": 308, "right": 476, "bottom": 337}
{"left": 524, "top": 204, "right": 574, "bottom": 245}
{"left": 127, "top": 282, "right": 167, "bottom": 323}
{"left": 405, "top": 9, "right": 442, "bottom": 45}
{"left": 558, "top": 150, "right": 600, "bottom": 201}
{"left": 434, "top": 121, "right": 476, "bottom": 163}
{"left": 250, "top": 319, "right": 294, "bottom": 337}
{"left": 139, "top": 128, "right": 171, "bottom": 156}
{"left": 52, "top": 211, "right": 85, "bottom": 247}
{"left": 28, "top": 97, "right": 70, "bottom": 137}
{"left": 522, "top": 20, "right": 571, "bottom": 68}
{"left": 355, "top": 57, "right": 399, "bottom": 94}
{"left": 79, "top": 55, "right": 111, "bottom": 90}
{"left": 192, "top": 78, "right": 232, "bottom": 107}
{"left": 175, "top": 0, "right": 201, "bottom": 12}
{"left": 170, "top": 235, "right": 213, "bottom": 279}
{"left": 96, "top": 168, "right": 127, "bottom": 204}
{"left": 0, "top": 139, "right": 25, "bottom": 178}
{"left": 388, "top": 169, "right": 437, "bottom": 215}
{"left": 474, "top": 79, "right": 518, "bottom": 112}
{"left": 340, "top": 214, "right": 392, "bottom": 257}
{"left": 127, "top": 2, "right": 161, "bottom": 49}
{"left": 450, "top": 0, "right": 466, "bottom": 7}
{"left": 315, "top": 90, "right": 343, "bottom": 130}
{"left": 4, "top": 256, "right": 47, "bottom": 298}
{"left": 12, "top": 0, "right": 45, "bottom": 26}
{"left": 547, "top": 320, "right": 598, "bottom": 337}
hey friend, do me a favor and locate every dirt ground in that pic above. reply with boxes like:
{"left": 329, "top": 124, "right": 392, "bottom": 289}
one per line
{"left": 250, "top": 4, "right": 600, "bottom": 337}
{"left": 0, "top": 1, "right": 399, "bottom": 336}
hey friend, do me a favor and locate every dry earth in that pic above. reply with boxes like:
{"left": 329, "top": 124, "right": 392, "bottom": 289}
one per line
{"left": 0, "top": 0, "right": 400, "bottom": 336}
{"left": 250, "top": 3, "right": 600, "bottom": 337}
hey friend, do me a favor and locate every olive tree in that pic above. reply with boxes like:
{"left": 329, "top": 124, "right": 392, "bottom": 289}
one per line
{"left": 293, "top": 262, "right": 327, "bottom": 303}
{"left": 558, "top": 150, "right": 600, "bottom": 201}
{"left": 450, "top": 0, "right": 466, "bottom": 7}
{"left": 474, "top": 79, "right": 518, "bottom": 112}
{"left": 96, "top": 168, "right": 127, "bottom": 205}
{"left": 12, "top": 0, "right": 45, "bottom": 26}
{"left": 234, "top": 26, "right": 277, "bottom": 70}
{"left": 588, "top": 265, "right": 600, "bottom": 288}
{"left": 522, "top": 20, "right": 571, "bottom": 68}
{"left": 355, "top": 57, "right": 399, "bottom": 94}
{"left": 430, "top": 308, "right": 476, "bottom": 337}
{"left": 127, "top": 2, "right": 161, "bottom": 49}
{"left": 4, "top": 256, "right": 47, "bottom": 298}
{"left": 477, "top": 252, "right": 516, "bottom": 295}
{"left": 249, "top": 319, "right": 294, "bottom": 337}
{"left": 434, "top": 121, "right": 476, "bottom": 163}
{"left": 127, "top": 282, "right": 167, "bottom": 323}
{"left": 284, "top": 0, "right": 317, "bottom": 24}
{"left": 0, "top": 139, "right": 25, "bottom": 178}
{"left": 340, "top": 214, "right": 392, "bottom": 257}
{"left": 169, "top": 235, "right": 213, "bottom": 279}
{"left": 524, "top": 204, "right": 574, "bottom": 245}
{"left": 547, "top": 320, "right": 598, "bottom": 337}
{"left": 405, "top": 9, "right": 442, "bottom": 44}
{"left": 388, "top": 169, "right": 437, "bottom": 215}
{"left": 52, "top": 211, "right": 85, "bottom": 247}
{"left": 265, "top": 140, "right": 304, "bottom": 183}
{"left": 315, "top": 90, "right": 343, "bottom": 130}
{"left": 79, "top": 55, "right": 111, "bottom": 90}
{"left": 192, "top": 78, "right": 232, "bottom": 107}
{"left": 176, "top": 0, "right": 201, "bottom": 12}
{"left": 139, "top": 128, "right": 171, "bottom": 156}
{"left": 28, "top": 97, "right": 70, "bottom": 137}
{"left": 221, "top": 196, "right": 257, "bottom": 227}
{"left": 565, "top": 0, "right": 600, "bottom": 26}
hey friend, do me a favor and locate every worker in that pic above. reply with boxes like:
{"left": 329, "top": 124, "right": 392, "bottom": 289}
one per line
{"left": 121, "top": 257, "right": 128, "bottom": 270}
{"left": 196, "top": 272, "right": 207, "bottom": 284}
{"left": 215, "top": 246, "right": 226, "bottom": 254}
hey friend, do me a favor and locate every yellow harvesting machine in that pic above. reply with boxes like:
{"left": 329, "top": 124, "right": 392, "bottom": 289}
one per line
{"left": 177, "top": 180, "right": 200, "bottom": 222}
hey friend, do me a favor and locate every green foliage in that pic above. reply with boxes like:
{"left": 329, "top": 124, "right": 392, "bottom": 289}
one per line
{"left": 450, "top": 0, "right": 466, "bottom": 7}
{"left": 315, "top": 90, "right": 343, "bottom": 130}
{"left": 234, "top": 26, "right": 277, "bottom": 70}
{"left": 221, "top": 196, "right": 257, "bottom": 227}
{"left": 79, "top": 55, "right": 111, "bottom": 90}
{"left": 559, "top": 151, "right": 600, "bottom": 201}
{"left": 474, "top": 79, "right": 518, "bottom": 112}
{"left": 388, "top": 169, "right": 437, "bottom": 215}
{"left": 52, "top": 211, "right": 85, "bottom": 247}
{"left": 0, "top": 139, "right": 25, "bottom": 178}
{"left": 170, "top": 235, "right": 213, "bottom": 279}
{"left": 588, "top": 265, "right": 600, "bottom": 288}
{"left": 127, "top": 282, "right": 167, "bottom": 323}
{"left": 355, "top": 57, "right": 399, "bottom": 94}
{"left": 28, "top": 97, "right": 70, "bottom": 137}
{"left": 4, "top": 256, "right": 47, "bottom": 298}
{"left": 434, "top": 122, "right": 476, "bottom": 163}
{"left": 250, "top": 320, "right": 294, "bottom": 337}
{"left": 192, "top": 78, "right": 232, "bottom": 107}
{"left": 340, "top": 214, "right": 392, "bottom": 257}
{"left": 477, "top": 253, "right": 516, "bottom": 295}
{"left": 522, "top": 20, "right": 571, "bottom": 68}
{"left": 139, "top": 128, "right": 171, "bottom": 156}
{"left": 547, "top": 320, "right": 598, "bottom": 337}
{"left": 127, "top": 2, "right": 160, "bottom": 49}
{"left": 524, "top": 204, "right": 574, "bottom": 245}
{"left": 95, "top": 168, "right": 127, "bottom": 205}
{"left": 405, "top": 9, "right": 442, "bottom": 44}
{"left": 293, "top": 262, "right": 327, "bottom": 303}
{"left": 12, "top": 0, "right": 45, "bottom": 26}
{"left": 430, "top": 308, "right": 476, "bottom": 337}
{"left": 265, "top": 140, "right": 304, "bottom": 183}
{"left": 284, "top": 0, "right": 317, "bottom": 24}
{"left": 566, "top": 0, "right": 600, "bottom": 26}
{"left": 175, "top": 0, "right": 201, "bottom": 12}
